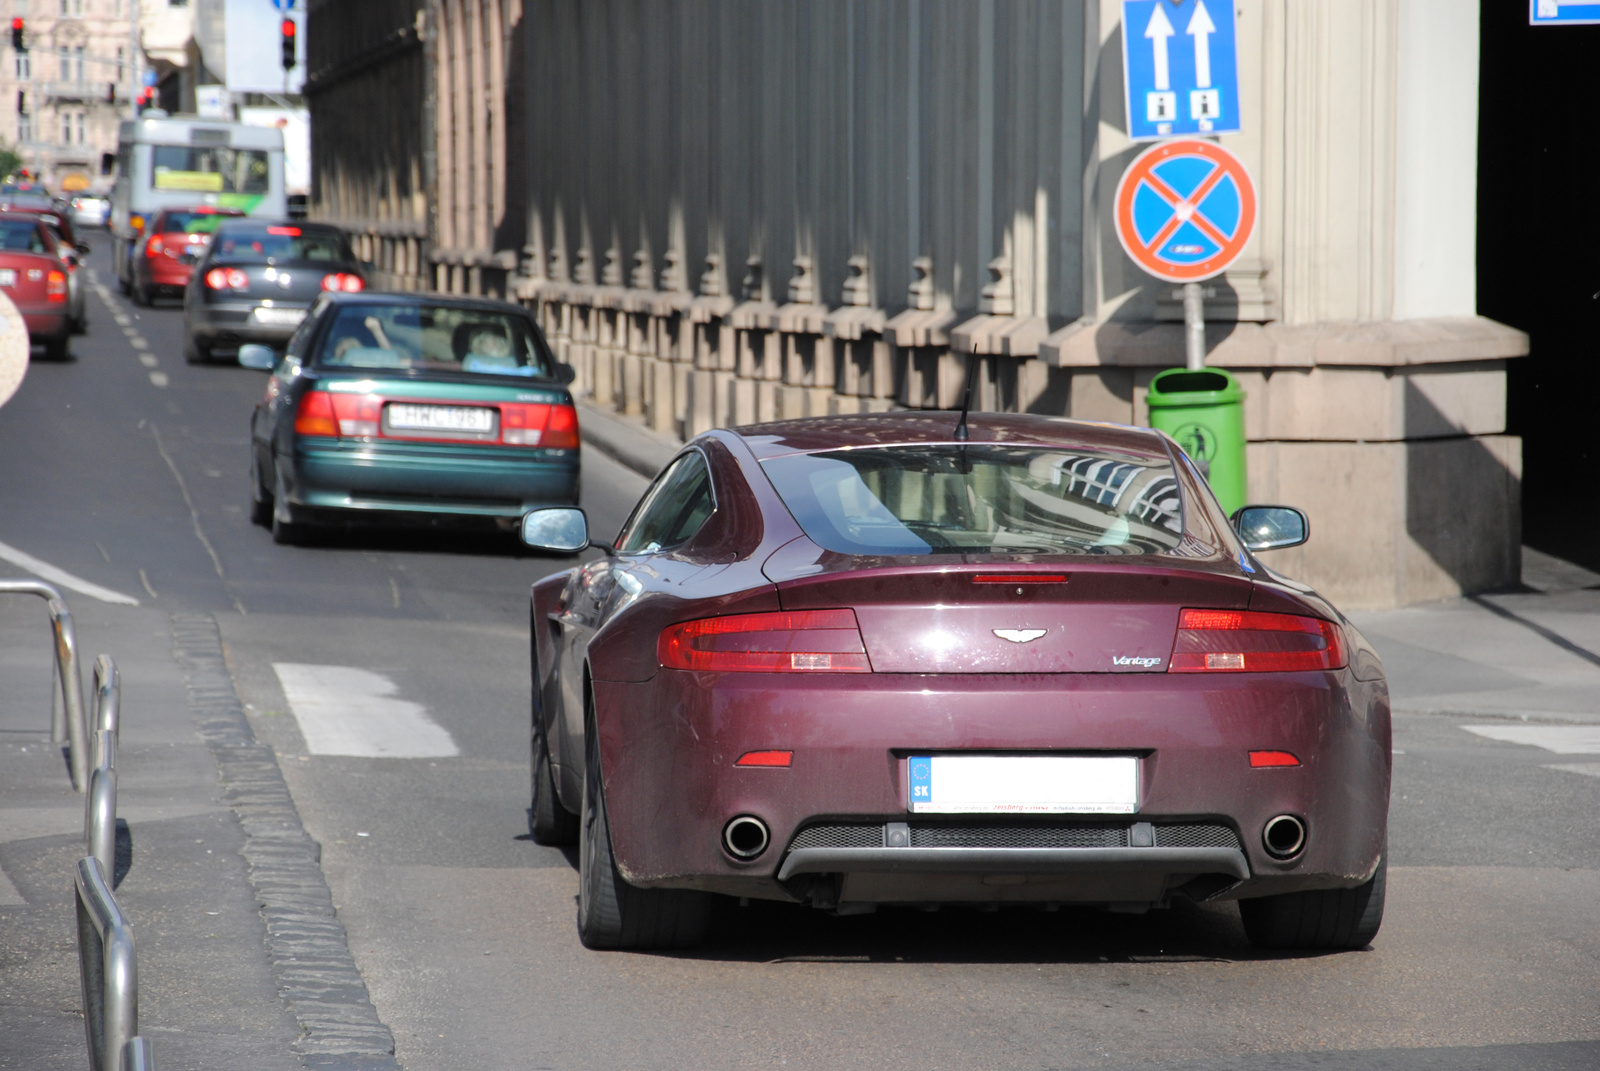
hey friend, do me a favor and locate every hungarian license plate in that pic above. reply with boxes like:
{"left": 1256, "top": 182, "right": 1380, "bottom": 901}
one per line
{"left": 385, "top": 403, "right": 496, "bottom": 434}
{"left": 0, "top": 269, "right": 15, "bottom": 287}
{"left": 252, "top": 307, "right": 306, "bottom": 326}
{"left": 908, "top": 754, "right": 1140, "bottom": 814}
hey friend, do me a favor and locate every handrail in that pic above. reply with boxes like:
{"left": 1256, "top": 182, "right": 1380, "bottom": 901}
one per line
{"left": 86, "top": 657, "right": 121, "bottom": 878}
{"left": 0, "top": 579, "right": 89, "bottom": 790}
{"left": 75, "top": 856, "right": 142, "bottom": 1071}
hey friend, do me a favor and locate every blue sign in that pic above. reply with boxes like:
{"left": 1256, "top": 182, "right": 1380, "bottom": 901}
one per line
{"left": 274, "top": 0, "right": 296, "bottom": 10}
{"left": 908, "top": 757, "right": 932, "bottom": 810}
{"left": 1121, "top": 0, "right": 1241, "bottom": 141}
{"left": 1531, "top": 1, "right": 1600, "bottom": 25}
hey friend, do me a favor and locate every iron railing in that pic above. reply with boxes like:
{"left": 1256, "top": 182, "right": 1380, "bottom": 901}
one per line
{"left": 0, "top": 579, "right": 89, "bottom": 790}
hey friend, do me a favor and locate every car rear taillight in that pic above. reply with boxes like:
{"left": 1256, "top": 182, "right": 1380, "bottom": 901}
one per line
{"left": 500, "top": 402, "right": 579, "bottom": 448}
{"left": 294, "top": 390, "right": 382, "bottom": 437}
{"left": 1168, "top": 609, "right": 1346, "bottom": 673}
{"left": 658, "top": 609, "right": 870, "bottom": 673}
{"left": 320, "top": 272, "right": 364, "bottom": 292}
{"left": 205, "top": 267, "right": 249, "bottom": 290}
{"left": 45, "top": 270, "right": 66, "bottom": 302}
{"left": 146, "top": 238, "right": 164, "bottom": 257}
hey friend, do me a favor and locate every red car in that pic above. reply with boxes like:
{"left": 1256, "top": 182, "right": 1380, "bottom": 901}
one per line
{"left": 131, "top": 207, "right": 246, "bottom": 305}
{"left": 519, "top": 413, "right": 1391, "bottom": 952}
{"left": 0, "top": 212, "right": 73, "bottom": 360}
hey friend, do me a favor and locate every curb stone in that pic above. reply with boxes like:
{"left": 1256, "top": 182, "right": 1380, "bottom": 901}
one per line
{"left": 169, "top": 613, "right": 401, "bottom": 1070}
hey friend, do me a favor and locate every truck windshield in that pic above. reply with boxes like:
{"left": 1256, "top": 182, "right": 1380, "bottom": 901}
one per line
{"left": 151, "top": 145, "right": 269, "bottom": 194}
{"left": 760, "top": 444, "right": 1186, "bottom": 556}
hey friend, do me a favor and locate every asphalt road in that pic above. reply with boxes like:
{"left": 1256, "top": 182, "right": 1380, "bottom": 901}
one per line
{"left": 1, "top": 243, "right": 1595, "bottom": 1071}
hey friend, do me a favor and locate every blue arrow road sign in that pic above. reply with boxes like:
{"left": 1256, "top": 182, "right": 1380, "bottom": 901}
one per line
{"left": 1121, "top": 0, "right": 1241, "bottom": 141}
{"left": 1531, "top": 1, "right": 1600, "bottom": 25}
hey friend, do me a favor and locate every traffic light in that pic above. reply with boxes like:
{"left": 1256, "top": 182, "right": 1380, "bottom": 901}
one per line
{"left": 280, "top": 18, "right": 296, "bottom": 71}
{"left": 135, "top": 87, "right": 153, "bottom": 113}
{"left": 10, "top": 18, "right": 24, "bottom": 53}
{"left": 106, "top": 82, "right": 116, "bottom": 105}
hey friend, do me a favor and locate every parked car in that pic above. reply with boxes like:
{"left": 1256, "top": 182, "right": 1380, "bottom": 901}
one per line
{"left": 0, "top": 212, "right": 74, "bottom": 360}
{"left": 183, "top": 219, "right": 365, "bottom": 364}
{"left": 70, "top": 194, "right": 111, "bottom": 228}
{"left": 519, "top": 413, "right": 1391, "bottom": 953}
{"left": 130, "top": 206, "right": 245, "bottom": 306}
{"left": 243, "top": 291, "right": 580, "bottom": 544}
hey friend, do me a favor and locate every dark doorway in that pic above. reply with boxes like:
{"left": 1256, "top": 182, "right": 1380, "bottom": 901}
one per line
{"left": 1478, "top": 6, "right": 1600, "bottom": 571}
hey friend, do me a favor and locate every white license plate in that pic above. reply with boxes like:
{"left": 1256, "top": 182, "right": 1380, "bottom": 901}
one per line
{"left": 252, "top": 307, "right": 306, "bottom": 325}
{"left": 0, "top": 269, "right": 15, "bottom": 287}
{"left": 386, "top": 404, "right": 495, "bottom": 433}
{"left": 908, "top": 755, "right": 1140, "bottom": 814}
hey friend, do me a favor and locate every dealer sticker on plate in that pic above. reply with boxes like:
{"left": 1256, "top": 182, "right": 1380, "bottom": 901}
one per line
{"left": 908, "top": 754, "right": 1139, "bottom": 814}
{"left": 252, "top": 307, "right": 306, "bottom": 326}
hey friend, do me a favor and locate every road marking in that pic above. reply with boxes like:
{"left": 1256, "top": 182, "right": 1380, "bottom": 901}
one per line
{"left": 139, "top": 354, "right": 157, "bottom": 368}
{"left": 129, "top": 336, "right": 148, "bottom": 350}
{"left": 113, "top": 314, "right": 131, "bottom": 326}
{"left": 1544, "top": 762, "right": 1600, "bottom": 778}
{"left": 0, "top": 538, "right": 140, "bottom": 605}
{"left": 138, "top": 568, "right": 157, "bottom": 598}
{"left": 272, "top": 663, "right": 459, "bottom": 758}
{"left": 1463, "top": 725, "right": 1600, "bottom": 754}
{"left": 149, "top": 371, "right": 168, "bottom": 387}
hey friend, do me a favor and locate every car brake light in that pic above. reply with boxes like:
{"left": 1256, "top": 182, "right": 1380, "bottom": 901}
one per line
{"left": 1250, "top": 750, "right": 1301, "bottom": 767}
{"left": 268, "top": 226, "right": 301, "bottom": 236}
{"left": 659, "top": 609, "right": 870, "bottom": 673}
{"left": 500, "top": 402, "right": 579, "bottom": 448}
{"left": 147, "top": 238, "right": 163, "bottom": 256}
{"left": 1169, "top": 609, "right": 1346, "bottom": 673}
{"left": 45, "top": 270, "right": 66, "bottom": 302}
{"left": 735, "top": 750, "right": 793, "bottom": 767}
{"left": 320, "top": 272, "right": 364, "bottom": 292}
{"left": 205, "top": 267, "right": 249, "bottom": 290}
{"left": 293, "top": 391, "right": 337, "bottom": 437}
{"left": 973, "top": 574, "right": 1068, "bottom": 584}
{"left": 295, "top": 391, "right": 385, "bottom": 438}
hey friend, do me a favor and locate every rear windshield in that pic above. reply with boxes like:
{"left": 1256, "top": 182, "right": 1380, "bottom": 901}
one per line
{"left": 155, "top": 210, "right": 238, "bottom": 235}
{"left": 151, "top": 145, "right": 269, "bottom": 194}
{"left": 0, "top": 219, "right": 49, "bottom": 253}
{"left": 210, "top": 224, "right": 347, "bottom": 263}
{"left": 312, "top": 303, "right": 554, "bottom": 378}
{"left": 761, "top": 444, "right": 1185, "bottom": 556}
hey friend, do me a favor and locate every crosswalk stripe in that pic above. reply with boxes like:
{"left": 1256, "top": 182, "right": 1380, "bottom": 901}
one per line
{"left": 273, "top": 663, "right": 459, "bottom": 758}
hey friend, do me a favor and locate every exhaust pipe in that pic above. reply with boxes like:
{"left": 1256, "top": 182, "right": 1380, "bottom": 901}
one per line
{"left": 1262, "top": 814, "right": 1306, "bottom": 859}
{"left": 722, "top": 815, "right": 770, "bottom": 860}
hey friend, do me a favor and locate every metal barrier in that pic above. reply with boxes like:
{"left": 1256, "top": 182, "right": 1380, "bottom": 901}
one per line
{"left": 0, "top": 578, "right": 89, "bottom": 790}
{"left": 74, "top": 653, "right": 156, "bottom": 1071}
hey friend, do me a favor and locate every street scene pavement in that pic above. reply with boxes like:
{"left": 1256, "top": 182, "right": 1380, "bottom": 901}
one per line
{"left": 0, "top": 248, "right": 1595, "bottom": 1071}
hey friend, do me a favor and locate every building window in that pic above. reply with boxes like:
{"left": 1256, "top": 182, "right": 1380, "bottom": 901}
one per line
{"left": 115, "top": 46, "right": 123, "bottom": 82}
{"left": 75, "top": 110, "right": 84, "bottom": 143}
{"left": 60, "top": 113, "right": 70, "bottom": 144}
{"left": 18, "top": 114, "right": 30, "bottom": 143}
{"left": 58, "top": 46, "right": 67, "bottom": 82}
{"left": 73, "top": 46, "right": 83, "bottom": 82}
{"left": 14, "top": 52, "right": 27, "bottom": 81}
{"left": 59, "top": 0, "right": 83, "bottom": 16}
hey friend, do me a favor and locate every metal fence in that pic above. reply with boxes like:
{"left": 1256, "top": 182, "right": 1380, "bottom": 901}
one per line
{"left": 0, "top": 578, "right": 90, "bottom": 790}
{"left": 73, "top": 654, "right": 157, "bottom": 1071}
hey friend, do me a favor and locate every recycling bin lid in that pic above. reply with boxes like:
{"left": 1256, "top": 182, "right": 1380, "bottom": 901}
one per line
{"left": 1146, "top": 367, "right": 1245, "bottom": 407}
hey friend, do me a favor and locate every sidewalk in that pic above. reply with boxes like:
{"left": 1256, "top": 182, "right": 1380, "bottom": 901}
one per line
{"left": 1349, "top": 548, "right": 1600, "bottom": 725}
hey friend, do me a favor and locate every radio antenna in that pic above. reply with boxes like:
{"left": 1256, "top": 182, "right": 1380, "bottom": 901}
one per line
{"left": 953, "top": 352, "right": 975, "bottom": 442}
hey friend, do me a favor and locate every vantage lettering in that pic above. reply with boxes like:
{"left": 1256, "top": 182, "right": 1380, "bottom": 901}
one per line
{"left": 1113, "top": 656, "right": 1163, "bottom": 667}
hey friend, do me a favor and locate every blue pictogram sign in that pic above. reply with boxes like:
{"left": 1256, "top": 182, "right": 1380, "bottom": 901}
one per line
{"left": 908, "top": 757, "right": 932, "bottom": 809}
{"left": 1121, "top": 0, "right": 1241, "bottom": 141}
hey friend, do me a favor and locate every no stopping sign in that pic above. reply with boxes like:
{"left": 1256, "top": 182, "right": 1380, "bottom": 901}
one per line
{"left": 1113, "top": 139, "right": 1256, "bottom": 283}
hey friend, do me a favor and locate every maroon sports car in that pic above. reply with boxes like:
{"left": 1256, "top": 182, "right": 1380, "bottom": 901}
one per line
{"left": 521, "top": 413, "right": 1390, "bottom": 952}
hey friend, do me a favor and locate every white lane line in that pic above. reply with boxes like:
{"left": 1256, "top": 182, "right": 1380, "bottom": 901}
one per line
{"left": 272, "top": 663, "right": 459, "bottom": 758}
{"left": 0, "top": 539, "right": 140, "bottom": 605}
{"left": 1463, "top": 725, "right": 1600, "bottom": 754}
{"left": 149, "top": 371, "right": 168, "bottom": 387}
{"left": 1544, "top": 763, "right": 1600, "bottom": 778}
{"left": 139, "top": 354, "right": 157, "bottom": 368}
{"left": 129, "top": 336, "right": 148, "bottom": 350}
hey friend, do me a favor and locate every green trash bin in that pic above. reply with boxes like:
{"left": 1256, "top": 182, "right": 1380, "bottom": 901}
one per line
{"left": 1145, "top": 367, "right": 1248, "bottom": 515}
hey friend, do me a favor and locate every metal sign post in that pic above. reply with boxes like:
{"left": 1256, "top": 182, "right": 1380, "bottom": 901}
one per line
{"left": 1121, "top": 0, "right": 1241, "bottom": 142}
{"left": 1112, "top": 139, "right": 1257, "bottom": 369}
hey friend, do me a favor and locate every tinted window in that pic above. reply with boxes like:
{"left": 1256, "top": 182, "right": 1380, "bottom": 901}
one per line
{"left": 617, "top": 453, "right": 716, "bottom": 554}
{"left": 210, "top": 224, "right": 347, "bottom": 263}
{"left": 0, "top": 219, "right": 48, "bottom": 253}
{"left": 761, "top": 444, "right": 1184, "bottom": 556}
{"left": 151, "top": 145, "right": 269, "bottom": 194}
{"left": 310, "top": 302, "right": 554, "bottom": 378}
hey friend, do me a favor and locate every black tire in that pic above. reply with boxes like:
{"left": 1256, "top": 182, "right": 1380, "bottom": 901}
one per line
{"left": 130, "top": 280, "right": 147, "bottom": 307}
{"left": 1240, "top": 844, "right": 1386, "bottom": 951}
{"left": 577, "top": 708, "right": 709, "bottom": 950}
{"left": 269, "top": 466, "right": 311, "bottom": 546}
{"left": 248, "top": 457, "right": 274, "bottom": 528}
{"left": 42, "top": 334, "right": 69, "bottom": 362}
{"left": 184, "top": 334, "right": 209, "bottom": 365}
{"left": 530, "top": 726, "right": 578, "bottom": 845}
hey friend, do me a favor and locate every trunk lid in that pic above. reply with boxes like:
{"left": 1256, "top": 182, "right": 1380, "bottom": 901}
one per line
{"left": 764, "top": 538, "right": 1252, "bottom": 674}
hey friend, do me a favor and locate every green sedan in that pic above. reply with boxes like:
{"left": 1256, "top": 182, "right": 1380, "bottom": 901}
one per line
{"left": 244, "top": 291, "right": 580, "bottom": 545}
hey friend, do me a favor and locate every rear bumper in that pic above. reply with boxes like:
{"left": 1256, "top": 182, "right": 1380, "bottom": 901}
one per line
{"left": 20, "top": 309, "right": 68, "bottom": 337}
{"left": 280, "top": 438, "right": 580, "bottom": 519}
{"left": 589, "top": 668, "right": 1391, "bottom": 906}
{"left": 191, "top": 302, "right": 308, "bottom": 350}
{"left": 139, "top": 260, "right": 194, "bottom": 289}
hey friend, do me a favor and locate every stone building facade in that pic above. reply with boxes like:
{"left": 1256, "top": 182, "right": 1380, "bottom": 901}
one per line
{"left": 1, "top": 0, "right": 135, "bottom": 192}
{"left": 309, "top": 0, "right": 1525, "bottom": 609}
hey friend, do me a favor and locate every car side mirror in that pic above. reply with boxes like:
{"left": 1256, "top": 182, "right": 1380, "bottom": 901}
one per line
{"left": 521, "top": 507, "right": 606, "bottom": 555}
{"left": 237, "top": 344, "right": 277, "bottom": 371}
{"left": 76, "top": 242, "right": 90, "bottom": 255}
{"left": 1230, "top": 505, "right": 1309, "bottom": 551}
{"left": 554, "top": 363, "right": 576, "bottom": 385}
